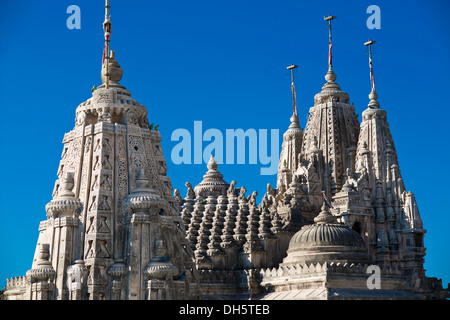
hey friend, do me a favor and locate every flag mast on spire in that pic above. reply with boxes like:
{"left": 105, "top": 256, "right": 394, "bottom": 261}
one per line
{"left": 287, "top": 64, "right": 299, "bottom": 118}
{"left": 364, "top": 39, "right": 379, "bottom": 107}
{"left": 324, "top": 15, "right": 336, "bottom": 69}
{"left": 364, "top": 39, "right": 376, "bottom": 93}
{"left": 103, "top": 0, "right": 112, "bottom": 89}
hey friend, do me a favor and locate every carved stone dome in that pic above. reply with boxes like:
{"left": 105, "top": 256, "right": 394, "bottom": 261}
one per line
{"left": 289, "top": 223, "right": 366, "bottom": 248}
{"left": 194, "top": 155, "right": 229, "bottom": 198}
{"left": 282, "top": 202, "right": 371, "bottom": 266}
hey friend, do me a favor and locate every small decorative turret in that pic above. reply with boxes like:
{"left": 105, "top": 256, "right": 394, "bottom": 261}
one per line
{"left": 207, "top": 190, "right": 228, "bottom": 257}
{"left": 221, "top": 190, "right": 239, "bottom": 248}
{"left": 45, "top": 172, "right": 82, "bottom": 218}
{"left": 313, "top": 200, "right": 337, "bottom": 224}
{"left": 123, "top": 168, "right": 165, "bottom": 215}
{"left": 26, "top": 243, "right": 56, "bottom": 300}
{"left": 244, "top": 205, "right": 263, "bottom": 253}
{"left": 181, "top": 182, "right": 196, "bottom": 230}
{"left": 27, "top": 244, "right": 56, "bottom": 284}
{"left": 194, "top": 191, "right": 216, "bottom": 265}
{"left": 276, "top": 64, "right": 303, "bottom": 190}
{"left": 194, "top": 155, "right": 229, "bottom": 198}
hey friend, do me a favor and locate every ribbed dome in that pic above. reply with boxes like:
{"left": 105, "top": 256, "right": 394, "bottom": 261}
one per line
{"left": 289, "top": 223, "right": 366, "bottom": 248}
{"left": 282, "top": 202, "right": 371, "bottom": 266}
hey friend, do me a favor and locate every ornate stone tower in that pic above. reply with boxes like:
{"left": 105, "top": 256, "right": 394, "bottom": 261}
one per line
{"left": 352, "top": 39, "right": 426, "bottom": 278}
{"left": 300, "top": 16, "right": 360, "bottom": 198}
{"left": 5, "top": 1, "right": 200, "bottom": 300}
{"left": 276, "top": 64, "right": 303, "bottom": 191}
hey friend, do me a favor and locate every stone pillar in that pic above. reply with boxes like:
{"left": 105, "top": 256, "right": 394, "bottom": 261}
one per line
{"left": 147, "top": 280, "right": 166, "bottom": 300}
{"left": 173, "top": 280, "right": 186, "bottom": 300}
{"left": 123, "top": 169, "right": 167, "bottom": 299}
{"left": 107, "top": 260, "right": 127, "bottom": 300}
{"left": 127, "top": 212, "right": 151, "bottom": 299}
{"left": 144, "top": 256, "right": 178, "bottom": 300}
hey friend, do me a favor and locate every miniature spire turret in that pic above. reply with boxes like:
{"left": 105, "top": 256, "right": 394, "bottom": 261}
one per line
{"left": 276, "top": 64, "right": 303, "bottom": 190}
{"left": 194, "top": 155, "right": 229, "bottom": 198}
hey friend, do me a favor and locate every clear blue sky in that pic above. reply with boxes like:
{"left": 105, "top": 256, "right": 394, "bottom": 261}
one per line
{"left": 1, "top": 0, "right": 449, "bottom": 289}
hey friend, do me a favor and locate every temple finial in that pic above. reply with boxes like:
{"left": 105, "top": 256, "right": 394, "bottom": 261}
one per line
{"left": 364, "top": 39, "right": 379, "bottom": 108}
{"left": 314, "top": 195, "right": 336, "bottom": 224}
{"left": 287, "top": 64, "right": 300, "bottom": 127}
{"left": 207, "top": 154, "right": 218, "bottom": 171}
{"left": 99, "top": 1, "right": 124, "bottom": 89}
{"left": 102, "top": 0, "right": 112, "bottom": 88}
{"left": 323, "top": 15, "right": 340, "bottom": 89}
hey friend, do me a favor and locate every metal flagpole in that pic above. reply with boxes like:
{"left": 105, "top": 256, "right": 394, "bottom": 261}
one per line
{"left": 103, "top": 0, "right": 112, "bottom": 89}
{"left": 324, "top": 15, "right": 336, "bottom": 69}
{"left": 364, "top": 39, "right": 376, "bottom": 93}
{"left": 287, "top": 64, "right": 299, "bottom": 117}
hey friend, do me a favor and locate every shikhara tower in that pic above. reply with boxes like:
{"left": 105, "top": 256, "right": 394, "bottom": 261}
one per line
{"left": 4, "top": 9, "right": 448, "bottom": 300}
{"left": 4, "top": 1, "right": 201, "bottom": 300}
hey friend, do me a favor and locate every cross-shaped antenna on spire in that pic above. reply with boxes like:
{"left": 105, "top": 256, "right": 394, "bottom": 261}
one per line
{"left": 324, "top": 15, "right": 336, "bottom": 68}
{"left": 287, "top": 64, "right": 298, "bottom": 84}
{"left": 364, "top": 39, "right": 376, "bottom": 93}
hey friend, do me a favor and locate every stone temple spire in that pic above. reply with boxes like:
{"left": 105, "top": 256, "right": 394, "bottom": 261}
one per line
{"left": 276, "top": 64, "right": 303, "bottom": 190}
{"left": 356, "top": 39, "right": 395, "bottom": 186}
{"left": 355, "top": 40, "right": 426, "bottom": 276}
{"left": 299, "top": 15, "right": 360, "bottom": 195}
{"left": 7, "top": 1, "right": 201, "bottom": 300}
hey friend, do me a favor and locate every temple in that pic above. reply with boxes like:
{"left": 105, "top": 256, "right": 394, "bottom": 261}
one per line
{"left": 3, "top": 6, "right": 448, "bottom": 300}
